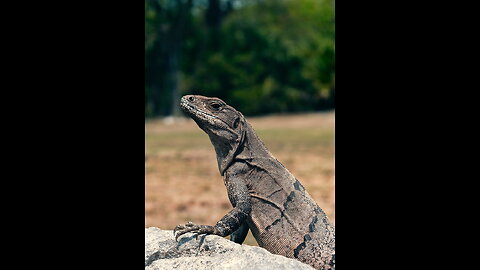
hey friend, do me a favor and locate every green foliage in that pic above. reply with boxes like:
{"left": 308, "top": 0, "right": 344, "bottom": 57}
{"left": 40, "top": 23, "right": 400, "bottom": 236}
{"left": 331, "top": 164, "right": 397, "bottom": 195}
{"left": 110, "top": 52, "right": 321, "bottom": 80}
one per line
{"left": 145, "top": 0, "right": 335, "bottom": 117}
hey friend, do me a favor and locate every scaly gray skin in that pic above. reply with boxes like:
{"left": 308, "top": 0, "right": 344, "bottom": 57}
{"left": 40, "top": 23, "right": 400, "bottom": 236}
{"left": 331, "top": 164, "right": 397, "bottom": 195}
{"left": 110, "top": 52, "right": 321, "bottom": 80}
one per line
{"left": 174, "top": 95, "right": 335, "bottom": 270}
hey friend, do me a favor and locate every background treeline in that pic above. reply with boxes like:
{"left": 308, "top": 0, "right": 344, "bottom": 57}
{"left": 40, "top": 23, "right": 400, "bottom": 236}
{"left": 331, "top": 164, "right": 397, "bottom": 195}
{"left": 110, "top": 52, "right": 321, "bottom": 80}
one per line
{"left": 145, "top": 0, "right": 335, "bottom": 117}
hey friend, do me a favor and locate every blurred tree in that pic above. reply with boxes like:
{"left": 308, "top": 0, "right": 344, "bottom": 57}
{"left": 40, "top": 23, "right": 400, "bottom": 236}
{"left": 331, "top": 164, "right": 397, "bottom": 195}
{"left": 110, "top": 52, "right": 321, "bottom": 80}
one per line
{"left": 146, "top": 0, "right": 335, "bottom": 117}
{"left": 187, "top": 0, "right": 335, "bottom": 115}
{"left": 145, "top": 0, "right": 193, "bottom": 116}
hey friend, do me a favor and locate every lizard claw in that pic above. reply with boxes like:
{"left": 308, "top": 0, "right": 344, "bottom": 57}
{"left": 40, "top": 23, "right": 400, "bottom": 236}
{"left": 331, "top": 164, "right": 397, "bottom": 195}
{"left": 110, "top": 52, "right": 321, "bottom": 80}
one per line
{"left": 173, "top": 221, "right": 194, "bottom": 235}
{"left": 173, "top": 222, "right": 216, "bottom": 241}
{"left": 193, "top": 232, "right": 208, "bottom": 240}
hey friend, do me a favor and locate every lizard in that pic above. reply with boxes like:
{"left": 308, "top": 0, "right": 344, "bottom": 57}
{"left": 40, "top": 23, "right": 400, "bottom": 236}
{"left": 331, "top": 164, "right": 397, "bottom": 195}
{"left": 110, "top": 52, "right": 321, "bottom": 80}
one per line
{"left": 174, "top": 95, "right": 335, "bottom": 270}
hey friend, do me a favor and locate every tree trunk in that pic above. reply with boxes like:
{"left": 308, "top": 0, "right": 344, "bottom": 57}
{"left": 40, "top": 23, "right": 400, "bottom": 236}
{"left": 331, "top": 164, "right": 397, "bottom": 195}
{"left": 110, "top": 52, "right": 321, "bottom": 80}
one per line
{"left": 165, "top": 0, "right": 192, "bottom": 116}
{"left": 166, "top": 50, "right": 181, "bottom": 116}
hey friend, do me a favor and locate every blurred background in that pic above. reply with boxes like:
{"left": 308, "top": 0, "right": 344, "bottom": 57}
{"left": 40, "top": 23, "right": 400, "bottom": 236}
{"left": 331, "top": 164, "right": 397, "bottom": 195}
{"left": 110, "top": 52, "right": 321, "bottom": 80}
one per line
{"left": 145, "top": 0, "right": 335, "bottom": 245}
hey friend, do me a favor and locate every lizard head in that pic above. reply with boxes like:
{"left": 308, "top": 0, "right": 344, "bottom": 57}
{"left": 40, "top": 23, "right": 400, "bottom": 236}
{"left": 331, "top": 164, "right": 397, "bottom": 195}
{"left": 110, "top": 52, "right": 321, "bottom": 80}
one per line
{"left": 180, "top": 95, "right": 246, "bottom": 175}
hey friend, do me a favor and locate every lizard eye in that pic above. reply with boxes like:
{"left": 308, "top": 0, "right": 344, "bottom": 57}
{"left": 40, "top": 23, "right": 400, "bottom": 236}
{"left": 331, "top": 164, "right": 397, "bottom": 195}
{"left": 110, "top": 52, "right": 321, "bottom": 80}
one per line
{"left": 210, "top": 103, "right": 222, "bottom": 110}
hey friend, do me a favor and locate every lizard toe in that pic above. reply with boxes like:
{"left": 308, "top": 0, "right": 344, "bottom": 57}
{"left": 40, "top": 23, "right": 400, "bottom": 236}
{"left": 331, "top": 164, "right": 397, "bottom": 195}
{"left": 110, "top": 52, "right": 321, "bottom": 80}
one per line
{"left": 173, "top": 221, "right": 196, "bottom": 234}
{"left": 175, "top": 226, "right": 201, "bottom": 241}
{"left": 174, "top": 224, "right": 217, "bottom": 241}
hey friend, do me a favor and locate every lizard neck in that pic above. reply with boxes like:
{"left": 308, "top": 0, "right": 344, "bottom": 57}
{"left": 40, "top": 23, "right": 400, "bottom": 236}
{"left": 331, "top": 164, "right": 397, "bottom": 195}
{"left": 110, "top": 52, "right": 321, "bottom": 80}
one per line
{"left": 216, "top": 120, "right": 272, "bottom": 175}
{"left": 235, "top": 122, "right": 272, "bottom": 160}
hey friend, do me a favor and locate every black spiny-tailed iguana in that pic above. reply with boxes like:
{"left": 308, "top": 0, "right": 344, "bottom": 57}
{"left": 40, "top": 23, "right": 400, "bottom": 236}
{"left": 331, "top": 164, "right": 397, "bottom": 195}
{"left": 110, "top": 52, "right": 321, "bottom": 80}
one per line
{"left": 174, "top": 95, "right": 335, "bottom": 270}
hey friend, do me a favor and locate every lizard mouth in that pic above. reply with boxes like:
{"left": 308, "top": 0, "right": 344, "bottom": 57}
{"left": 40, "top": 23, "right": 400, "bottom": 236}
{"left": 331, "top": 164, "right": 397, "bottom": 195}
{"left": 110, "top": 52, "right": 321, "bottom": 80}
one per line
{"left": 180, "top": 98, "right": 218, "bottom": 121}
{"left": 180, "top": 96, "right": 239, "bottom": 134}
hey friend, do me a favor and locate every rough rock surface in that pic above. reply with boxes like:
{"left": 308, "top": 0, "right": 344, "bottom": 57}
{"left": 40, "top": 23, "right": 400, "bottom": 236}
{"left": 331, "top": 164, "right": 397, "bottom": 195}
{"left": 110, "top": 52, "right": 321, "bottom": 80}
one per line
{"left": 145, "top": 227, "right": 315, "bottom": 270}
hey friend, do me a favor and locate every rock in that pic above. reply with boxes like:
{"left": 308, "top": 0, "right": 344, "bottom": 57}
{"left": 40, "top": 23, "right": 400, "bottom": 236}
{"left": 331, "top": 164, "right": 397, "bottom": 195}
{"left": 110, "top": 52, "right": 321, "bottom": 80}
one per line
{"left": 145, "top": 227, "right": 315, "bottom": 270}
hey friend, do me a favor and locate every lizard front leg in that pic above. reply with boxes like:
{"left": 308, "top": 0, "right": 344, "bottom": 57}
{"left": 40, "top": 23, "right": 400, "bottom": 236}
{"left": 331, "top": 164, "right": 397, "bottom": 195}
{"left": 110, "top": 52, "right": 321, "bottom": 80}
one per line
{"left": 230, "top": 220, "right": 249, "bottom": 244}
{"left": 174, "top": 176, "right": 251, "bottom": 241}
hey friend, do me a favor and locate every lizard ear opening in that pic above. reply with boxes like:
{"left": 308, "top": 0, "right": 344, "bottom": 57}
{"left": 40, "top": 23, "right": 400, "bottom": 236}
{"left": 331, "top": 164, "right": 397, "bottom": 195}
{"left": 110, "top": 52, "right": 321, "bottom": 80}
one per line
{"left": 233, "top": 117, "right": 240, "bottom": 129}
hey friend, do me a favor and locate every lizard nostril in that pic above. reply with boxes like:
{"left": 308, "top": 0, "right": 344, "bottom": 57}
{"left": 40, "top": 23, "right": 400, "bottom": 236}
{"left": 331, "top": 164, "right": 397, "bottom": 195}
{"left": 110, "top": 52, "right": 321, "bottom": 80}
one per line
{"left": 188, "top": 96, "right": 194, "bottom": 102}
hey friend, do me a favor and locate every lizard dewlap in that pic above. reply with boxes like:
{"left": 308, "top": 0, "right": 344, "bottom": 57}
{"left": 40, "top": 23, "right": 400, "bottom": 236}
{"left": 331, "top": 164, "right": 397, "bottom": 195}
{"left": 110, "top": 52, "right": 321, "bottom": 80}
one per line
{"left": 175, "top": 95, "right": 335, "bottom": 270}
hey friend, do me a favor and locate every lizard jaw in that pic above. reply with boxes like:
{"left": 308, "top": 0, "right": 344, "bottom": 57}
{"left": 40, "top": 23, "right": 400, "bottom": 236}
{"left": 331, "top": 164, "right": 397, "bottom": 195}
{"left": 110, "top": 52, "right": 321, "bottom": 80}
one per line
{"left": 180, "top": 99, "right": 219, "bottom": 121}
{"left": 179, "top": 95, "right": 241, "bottom": 137}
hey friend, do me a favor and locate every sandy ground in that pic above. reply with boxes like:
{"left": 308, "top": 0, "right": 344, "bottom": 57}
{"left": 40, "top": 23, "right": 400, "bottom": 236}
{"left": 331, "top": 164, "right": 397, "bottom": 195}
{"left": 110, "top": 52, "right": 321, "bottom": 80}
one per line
{"left": 145, "top": 111, "right": 335, "bottom": 245}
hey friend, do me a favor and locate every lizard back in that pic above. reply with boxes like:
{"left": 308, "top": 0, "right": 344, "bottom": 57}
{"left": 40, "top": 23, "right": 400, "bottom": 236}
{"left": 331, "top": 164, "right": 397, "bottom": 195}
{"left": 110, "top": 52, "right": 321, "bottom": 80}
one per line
{"left": 225, "top": 122, "right": 335, "bottom": 269}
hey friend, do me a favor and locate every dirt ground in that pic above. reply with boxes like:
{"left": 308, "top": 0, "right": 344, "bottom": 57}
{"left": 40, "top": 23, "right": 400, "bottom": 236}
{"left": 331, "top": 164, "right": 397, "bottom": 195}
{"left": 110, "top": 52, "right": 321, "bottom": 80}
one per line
{"left": 145, "top": 111, "right": 335, "bottom": 246}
